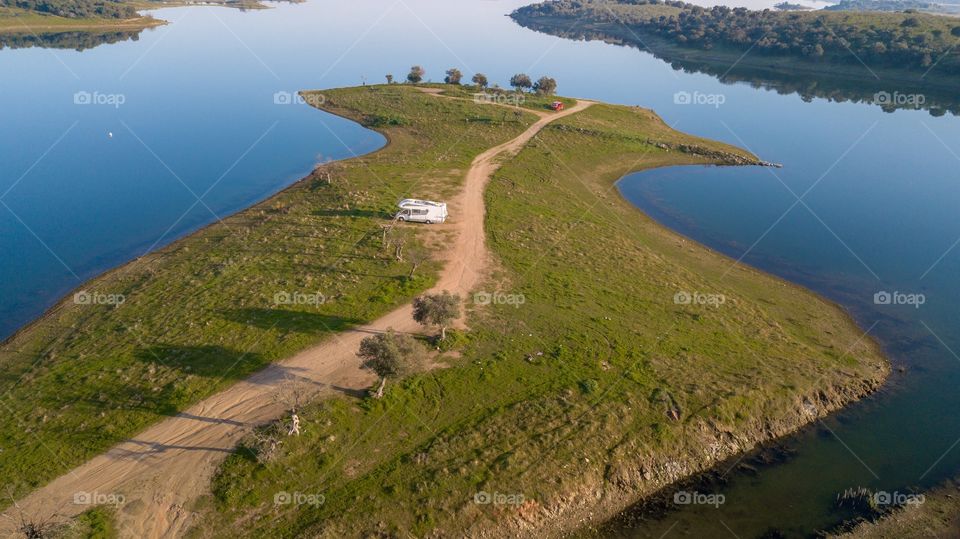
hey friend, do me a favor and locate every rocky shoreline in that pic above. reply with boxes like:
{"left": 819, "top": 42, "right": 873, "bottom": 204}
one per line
{"left": 469, "top": 370, "right": 890, "bottom": 538}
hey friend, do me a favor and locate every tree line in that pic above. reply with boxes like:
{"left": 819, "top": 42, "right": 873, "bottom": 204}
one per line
{"left": 384, "top": 65, "right": 559, "bottom": 94}
{"left": 513, "top": 0, "right": 960, "bottom": 73}
{"left": 2, "top": 0, "right": 137, "bottom": 19}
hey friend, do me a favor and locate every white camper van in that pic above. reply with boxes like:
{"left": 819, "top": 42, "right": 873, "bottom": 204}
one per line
{"left": 395, "top": 199, "right": 448, "bottom": 224}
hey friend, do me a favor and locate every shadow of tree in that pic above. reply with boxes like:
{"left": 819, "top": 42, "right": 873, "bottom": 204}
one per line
{"left": 221, "top": 308, "right": 362, "bottom": 334}
{"left": 313, "top": 208, "right": 389, "bottom": 219}
{"left": 134, "top": 344, "right": 267, "bottom": 381}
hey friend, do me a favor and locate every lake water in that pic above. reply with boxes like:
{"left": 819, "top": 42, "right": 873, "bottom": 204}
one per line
{"left": 2, "top": 1, "right": 959, "bottom": 536}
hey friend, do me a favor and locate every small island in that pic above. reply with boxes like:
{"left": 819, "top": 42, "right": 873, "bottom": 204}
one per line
{"left": 824, "top": 0, "right": 960, "bottom": 15}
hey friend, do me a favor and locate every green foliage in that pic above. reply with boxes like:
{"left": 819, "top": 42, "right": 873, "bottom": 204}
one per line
{"left": 75, "top": 506, "right": 117, "bottom": 539}
{"left": 358, "top": 329, "right": 425, "bottom": 380}
{"left": 533, "top": 75, "right": 557, "bottom": 95}
{"left": 513, "top": 0, "right": 960, "bottom": 74}
{"left": 444, "top": 68, "right": 462, "bottom": 85}
{"left": 411, "top": 291, "right": 460, "bottom": 339}
{"left": 436, "top": 328, "right": 468, "bottom": 352}
{"left": 0, "top": 0, "right": 136, "bottom": 19}
{"left": 471, "top": 72, "right": 488, "bottom": 88}
{"left": 407, "top": 65, "right": 425, "bottom": 83}
{"left": 578, "top": 378, "right": 600, "bottom": 394}
{"left": 509, "top": 72, "right": 532, "bottom": 90}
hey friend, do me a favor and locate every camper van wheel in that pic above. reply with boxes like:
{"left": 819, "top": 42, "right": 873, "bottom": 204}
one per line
{"left": 397, "top": 216, "right": 405, "bottom": 222}
{"left": 425, "top": 220, "right": 433, "bottom": 224}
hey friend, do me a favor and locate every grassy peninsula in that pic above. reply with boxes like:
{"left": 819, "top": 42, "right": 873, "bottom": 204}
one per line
{"left": 0, "top": 0, "right": 286, "bottom": 37}
{"left": 0, "top": 0, "right": 160, "bottom": 34}
{"left": 830, "top": 477, "right": 960, "bottom": 537}
{"left": 0, "top": 86, "right": 542, "bottom": 506}
{"left": 175, "top": 86, "right": 888, "bottom": 537}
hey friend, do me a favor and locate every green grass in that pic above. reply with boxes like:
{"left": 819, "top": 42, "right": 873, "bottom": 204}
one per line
{"left": 187, "top": 93, "right": 887, "bottom": 537}
{"left": 0, "top": 85, "right": 538, "bottom": 505}
{"left": 425, "top": 83, "right": 578, "bottom": 113}
{"left": 0, "top": 0, "right": 283, "bottom": 33}
{"left": 0, "top": 7, "right": 160, "bottom": 32}
{"left": 832, "top": 477, "right": 960, "bottom": 537}
{"left": 67, "top": 506, "right": 118, "bottom": 539}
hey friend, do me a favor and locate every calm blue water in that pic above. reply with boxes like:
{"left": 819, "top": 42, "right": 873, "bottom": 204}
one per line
{"left": 2, "top": 1, "right": 960, "bottom": 536}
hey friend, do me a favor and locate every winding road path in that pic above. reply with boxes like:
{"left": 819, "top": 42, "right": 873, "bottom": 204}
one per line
{"left": 2, "top": 94, "right": 593, "bottom": 538}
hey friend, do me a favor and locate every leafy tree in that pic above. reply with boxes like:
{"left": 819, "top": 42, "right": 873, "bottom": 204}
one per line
{"left": 385, "top": 74, "right": 394, "bottom": 84}
{"left": 952, "top": 26, "right": 960, "bottom": 37}
{"left": 412, "top": 291, "right": 460, "bottom": 341}
{"left": 509, "top": 73, "right": 533, "bottom": 92}
{"left": 358, "top": 330, "right": 424, "bottom": 398}
{"left": 471, "top": 73, "right": 489, "bottom": 88}
{"left": 533, "top": 76, "right": 558, "bottom": 95}
{"left": 407, "top": 65, "right": 425, "bottom": 84}
{"left": 444, "top": 68, "right": 463, "bottom": 84}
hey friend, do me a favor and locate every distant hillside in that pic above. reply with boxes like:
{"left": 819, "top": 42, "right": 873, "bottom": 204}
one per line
{"left": 824, "top": 0, "right": 960, "bottom": 15}
{"left": 774, "top": 2, "right": 816, "bottom": 10}
{"left": 0, "top": 0, "right": 135, "bottom": 19}
{"left": 513, "top": 0, "right": 960, "bottom": 75}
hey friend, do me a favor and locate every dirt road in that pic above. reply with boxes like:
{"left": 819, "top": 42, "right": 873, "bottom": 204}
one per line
{"left": 2, "top": 96, "right": 593, "bottom": 538}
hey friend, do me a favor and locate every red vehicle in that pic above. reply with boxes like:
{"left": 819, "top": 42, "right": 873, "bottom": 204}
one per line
{"left": 550, "top": 101, "right": 564, "bottom": 111}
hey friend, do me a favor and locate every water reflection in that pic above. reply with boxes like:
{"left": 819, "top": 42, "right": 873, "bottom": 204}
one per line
{"left": 0, "top": 29, "right": 144, "bottom": 51}
{"left": 513, "top": 19, "right": 960, "bottom": 117}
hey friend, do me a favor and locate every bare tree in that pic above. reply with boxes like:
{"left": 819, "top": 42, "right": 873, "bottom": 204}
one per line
{"left": 393, "top": 234, "right": 407, "bottom": 262}
{"left": 247, "top": 424, "right": 284, "bottom": 464}
{"left": 275, "top": 376, "right": 309, "bottom": 436}
{"left": 379, "top": 223, "right": 393, "bottom": 246}
{"left": 407, "top": 246, "right": 430, "bottom": 277}
{"left": 3, "top": 493, "right": 62, "bottom": 539}
{"left": 358, "top": 330, "right": 425, "bottom": 398}
{"left": 412, "top": 291, "right": 461, "bottom": 341}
